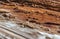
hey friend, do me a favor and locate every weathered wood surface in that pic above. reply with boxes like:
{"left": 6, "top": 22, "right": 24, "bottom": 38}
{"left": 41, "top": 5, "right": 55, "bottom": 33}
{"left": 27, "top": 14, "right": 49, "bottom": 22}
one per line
{"left": 0, "top": 0, "right": 60, "bottom": 39}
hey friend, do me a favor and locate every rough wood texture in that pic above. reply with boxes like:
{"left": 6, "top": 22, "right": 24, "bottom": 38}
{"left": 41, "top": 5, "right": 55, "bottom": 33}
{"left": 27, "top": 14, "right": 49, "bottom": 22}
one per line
{"left": 0, "top": 0, "right": 60, "bottom": 39}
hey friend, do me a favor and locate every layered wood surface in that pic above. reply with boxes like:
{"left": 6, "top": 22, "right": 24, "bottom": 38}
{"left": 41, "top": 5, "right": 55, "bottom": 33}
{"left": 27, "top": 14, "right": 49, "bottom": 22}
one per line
{"left": 0, "top": 0, "right": 60, "bottom": 39}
